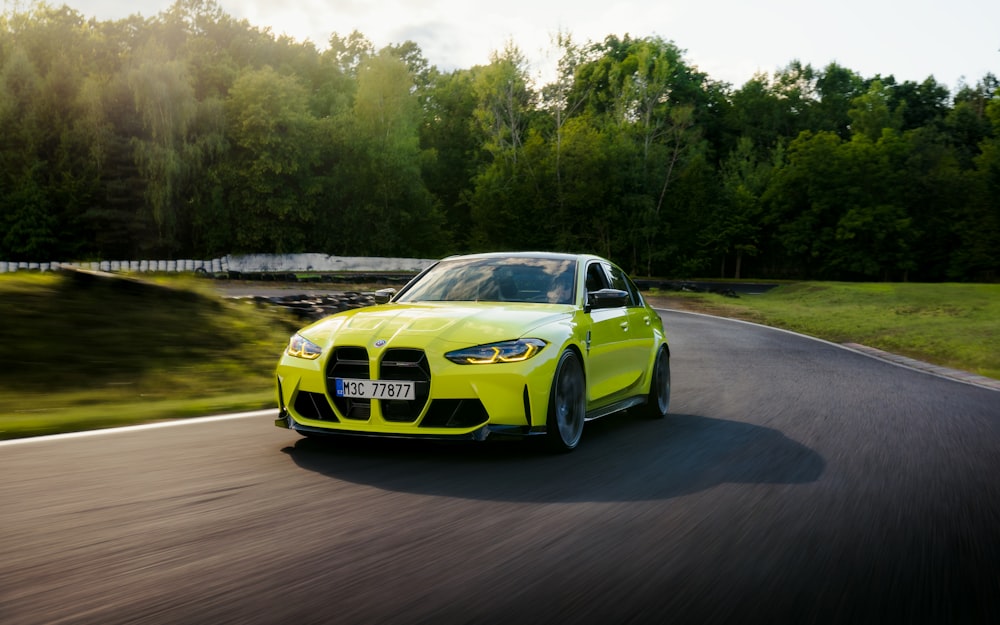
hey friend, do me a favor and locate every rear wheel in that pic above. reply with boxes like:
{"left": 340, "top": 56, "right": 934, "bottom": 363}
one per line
{"left": 642, "top": 346, "right": 671, "bottom": 419}
{"left": 546, "top": 350, "right": 586, "bottom": 452}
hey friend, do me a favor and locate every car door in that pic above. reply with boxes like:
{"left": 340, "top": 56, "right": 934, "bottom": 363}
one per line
{"left": 603, "top": 261, "right": 656, "bottom": 394}
{"left": 582, "top": 261, "right": 632, "bottom": 405}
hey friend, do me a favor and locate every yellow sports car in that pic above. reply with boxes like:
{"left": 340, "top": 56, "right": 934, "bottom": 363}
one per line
{"left": 274, "top": 252, "right": 670, "bottom": 451}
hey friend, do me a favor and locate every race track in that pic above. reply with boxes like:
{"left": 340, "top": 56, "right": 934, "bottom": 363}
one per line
{"left": 1, "top": 310, "right": 998, "bottom": 624}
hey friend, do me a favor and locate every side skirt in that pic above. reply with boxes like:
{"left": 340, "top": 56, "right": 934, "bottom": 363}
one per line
{"left": 585, "top": 396, "right": 645, "bottom": 422}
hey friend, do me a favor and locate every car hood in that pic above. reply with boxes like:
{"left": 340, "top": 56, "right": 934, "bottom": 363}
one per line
{"left": 300, "top": 302, "right": 574, "bottom": 349}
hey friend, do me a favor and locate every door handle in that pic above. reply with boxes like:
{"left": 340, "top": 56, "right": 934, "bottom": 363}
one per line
{"left": 643, "top": 315, "right": 651, "bottom": 325}
{"left": 620, "top": 321, "right": 629, "bottom": 331}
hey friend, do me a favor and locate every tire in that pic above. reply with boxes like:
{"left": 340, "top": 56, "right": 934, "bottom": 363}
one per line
{"left": 642, "top": 346, "right": 671, "bottom": 419}
{"left": 546, "top": 349, "right": 586, "bottom": 452}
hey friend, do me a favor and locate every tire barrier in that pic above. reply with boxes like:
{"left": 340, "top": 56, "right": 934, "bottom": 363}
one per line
{"left": 231, "top": 292, "right": 378, "bottom": 321}
{"left": 0, "top": 258, "right": 225, "bottom": 274}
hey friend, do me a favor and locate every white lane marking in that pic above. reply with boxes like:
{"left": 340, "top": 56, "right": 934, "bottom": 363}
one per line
{"left": 0, "top": 410, "right": 276, "bottom": 447}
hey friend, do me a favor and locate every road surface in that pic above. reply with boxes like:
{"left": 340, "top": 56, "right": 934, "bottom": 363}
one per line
{"left": 1, "top": 310, "right": 998, "bottom": 624}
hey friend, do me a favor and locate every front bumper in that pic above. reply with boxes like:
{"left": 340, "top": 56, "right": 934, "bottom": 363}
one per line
{"left": 275, "top": 343, "right": 561, "bottom": 439}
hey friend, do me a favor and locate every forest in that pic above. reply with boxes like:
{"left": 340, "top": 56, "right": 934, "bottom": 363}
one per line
{"left": 1, "top": 0, "right": 998, "bottom": 281}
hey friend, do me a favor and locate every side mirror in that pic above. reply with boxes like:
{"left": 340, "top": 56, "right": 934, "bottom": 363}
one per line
{"left": 587, "top": 288, "right": 629, "bottom": 310}
{"left": 373, "top": 288, "right": 396, "bottom": 304}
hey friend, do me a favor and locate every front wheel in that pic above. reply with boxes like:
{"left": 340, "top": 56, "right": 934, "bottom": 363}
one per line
{"left": 642, "top": 346, "right": 671, "bottom": 419}
{"left": 546, "top": 349, "right": 586, "bottom": 452}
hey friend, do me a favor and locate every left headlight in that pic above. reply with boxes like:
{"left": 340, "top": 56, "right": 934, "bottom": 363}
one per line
{"left": 445, "top": 338, "right": 547, "bottom": 365}
{"left": 286, "top": 334, "right": 323, "bottom": 360}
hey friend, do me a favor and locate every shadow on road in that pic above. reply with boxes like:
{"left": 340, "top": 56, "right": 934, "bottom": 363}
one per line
{"left": 282, "top": 412, "right": 825, "bottom": 503}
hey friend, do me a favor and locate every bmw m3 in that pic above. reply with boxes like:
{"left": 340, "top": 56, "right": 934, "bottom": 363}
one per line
{"left": 274, "top": 252, "right": 670, "bottom": 451}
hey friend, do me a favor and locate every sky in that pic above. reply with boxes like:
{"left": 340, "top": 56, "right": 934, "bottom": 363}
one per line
{"left": 81, "top": 0, "right": 999, "bottom": 93}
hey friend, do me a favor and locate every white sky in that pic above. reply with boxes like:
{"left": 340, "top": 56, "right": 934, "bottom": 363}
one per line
{"left": 79, "top": 0, "right": 999, "bottom": 93}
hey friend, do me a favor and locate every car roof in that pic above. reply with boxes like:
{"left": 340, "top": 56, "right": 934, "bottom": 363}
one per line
{"left": 439, "top": 251, "right": 606, "bottom": 264}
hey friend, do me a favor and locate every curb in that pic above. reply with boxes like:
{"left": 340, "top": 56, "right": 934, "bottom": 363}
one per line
{"left": 842, "top": 343, "right": 1000, "bottom": 392}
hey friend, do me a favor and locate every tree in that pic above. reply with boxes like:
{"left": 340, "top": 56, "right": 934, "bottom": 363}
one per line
{"left": 473, "top": 41, "right": 534, "bottom": 162}
{"left": 896, "top": 126, "right": 966, "bottom": 280}
{"left": 888, "top": 77, "right": 950, "bottom": 131}
{"left": 127, "top": 39, "right": 198, "bottom": 255}
{"left": 607, "top": 37, "right": 703, "bottom": 274}
{"left": 813, "top": 62, "right": 863, "bottom": 138}
{"left": 763, "top": 130, "right": 843, "bottom": 277}
{"left": 0, "top": 46, "right": 51, "bottom": 260}
{"left": 764, "top": 127, "right": 918, "bottom": 280}
{"left": 468, "top": 42, "right": 538, "bottom": 248}
{"left": 325, "top": 30, "right": 374, "bottom": 76}
{"left": 951, "top": 86, "right": 1000, "bottom": 279}
{"left": 419, "top": 67, "right": 480, "bottom": 250}
{"left": 726, "top": 74, "right": 796, "bottom": 152}
{"left": 541, "top": 31, "right": 591, "bottom": 227}
{"left": 944, "top": 75, "right": 998, "bottom": 167}
{"left": 331, "top": 49, "right": 445, "bottom": 256}
{"left": 0, "top": 5, "right": 103, "bottom": 260}
{"left": 833, "top": 127, "right": 915, "bottom": 279}
{"left": 548, "top": 115, "right": 616, "bottom": 252}
{"left": 705, "top": 137, "right": 768, "bottom": 278}
{"left": 222, "top": 65, "right": 319, "bottom": 252}
{"left": 848, "top": 80, "right": 902, "bottom": 141}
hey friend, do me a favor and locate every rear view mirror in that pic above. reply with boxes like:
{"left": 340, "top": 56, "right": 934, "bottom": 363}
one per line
{"left": 373, "top": 288, "right": 396, "bottom": 304}
{"left": 587, "top": 288, "right": 629, "bottom": 310}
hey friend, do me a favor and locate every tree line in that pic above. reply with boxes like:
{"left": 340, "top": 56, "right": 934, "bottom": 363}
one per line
{"left": 1, "top": 0, "right": 998, "bottom": 280}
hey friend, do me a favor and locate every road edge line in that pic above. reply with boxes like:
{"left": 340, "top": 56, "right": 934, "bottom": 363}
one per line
{"left": 0, "top": 409, "right": 276, "bottom": 447}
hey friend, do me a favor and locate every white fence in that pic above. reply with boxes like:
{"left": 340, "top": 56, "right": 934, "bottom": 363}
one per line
{"left": 0, "top": 254, "right": 436, "bottom": 275}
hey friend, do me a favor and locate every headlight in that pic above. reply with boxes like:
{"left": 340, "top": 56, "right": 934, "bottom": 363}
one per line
{"left": 286, "top": 334, "right": 322, "bottom": 360}
{"left": 445, "top": 339, "right": 547, "bottom": 364}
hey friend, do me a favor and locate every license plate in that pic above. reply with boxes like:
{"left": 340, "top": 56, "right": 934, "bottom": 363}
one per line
{"left": 335, "top": 378, "right": 415, "bottom": 400}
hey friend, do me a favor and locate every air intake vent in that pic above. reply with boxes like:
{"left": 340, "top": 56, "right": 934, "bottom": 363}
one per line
{"left": 420, "top": 399, "right": 490, "bottom": 428}
{"left": 294, "top": 391, "right": 339, "bottom": 422}
{"left": 327, "top": 347, "right": 371, "bottom": 420}
{"left": 379, "top": 349, "right": 431, "bottom": 422}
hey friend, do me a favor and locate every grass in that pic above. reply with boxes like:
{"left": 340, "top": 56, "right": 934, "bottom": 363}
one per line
{"left": 1, "top": 272, "right": 996, "bottom": 440}
{"left": 649, "top": 282, "right": 1000, "bottom": 381}
{"left": 0, "top": 271, "right": 300, "bottom": 439}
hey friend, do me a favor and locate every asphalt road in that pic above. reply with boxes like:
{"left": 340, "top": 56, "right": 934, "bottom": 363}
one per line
{"left": 1, "top": 310, "right": 998, "bottom": 624}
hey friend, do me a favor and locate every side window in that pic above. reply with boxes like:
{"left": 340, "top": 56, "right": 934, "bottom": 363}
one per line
{"left": 603, "top": 263, "right": 640, "bottom": 307}
{"left": 585, "top": 262, "right": 609, "bottom": 294}
{"left": 625, "top": 274, "right": 645, "bottom": 307}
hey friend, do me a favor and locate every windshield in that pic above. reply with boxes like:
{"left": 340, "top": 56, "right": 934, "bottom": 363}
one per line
{"left": 396, "top": 257, "right": 578, "bottom": 305}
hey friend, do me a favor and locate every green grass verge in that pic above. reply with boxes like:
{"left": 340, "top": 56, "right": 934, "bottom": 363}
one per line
{"left": 0, "top": 271, "right": 299, "bottom": 439}
{"left": 653, "top": 282, "right": 1000, "bottom": 381}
